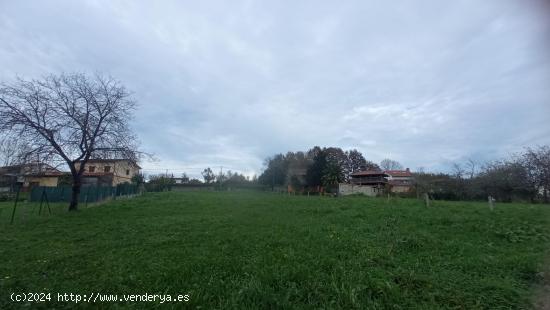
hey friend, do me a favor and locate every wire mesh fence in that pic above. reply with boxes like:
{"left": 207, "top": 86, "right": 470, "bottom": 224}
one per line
{"left": 0, "top": 184, "right": 140, "bottom": 225}
{"left": 0, "top": 199, "right": 68, "bottom": 226}
{"left": 29, "top": 184, "right": 139, "bottom": 203}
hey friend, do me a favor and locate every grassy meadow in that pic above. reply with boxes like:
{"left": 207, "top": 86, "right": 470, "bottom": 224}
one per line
{"left": 0, "top": 191, "right": 549, "bottom": 309}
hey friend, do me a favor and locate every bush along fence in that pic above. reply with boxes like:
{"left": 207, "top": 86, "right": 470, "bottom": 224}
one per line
{"left": 30, "top": 183, "right": 139, "bottom": 204}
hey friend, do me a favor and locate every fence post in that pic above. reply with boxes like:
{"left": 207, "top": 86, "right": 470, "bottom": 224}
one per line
{"left": 39, "top": 188, "right": 45, "bottom": 215}
{"left": 46, "top": 191, "right": 51, "bottom": 214}
{"left": 10, "top": 185, "right": 21, "bottom": 224}
{"left": 85, "top": 187, "right": 90, "bottom": 208}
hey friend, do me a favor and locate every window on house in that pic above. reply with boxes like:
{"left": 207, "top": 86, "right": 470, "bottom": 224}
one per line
{"left": 89, "top": 166, "right": 95, "bottom": 173}
{"left": 126, "top": 169, "right": 130, "bottom": 175}
{"left": 104, "top": 166, "right": 111, "bottom": 173}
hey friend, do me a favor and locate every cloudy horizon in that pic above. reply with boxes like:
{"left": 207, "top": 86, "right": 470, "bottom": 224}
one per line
{"left": 1, "top": 0, "right": 549, "bottom": 179}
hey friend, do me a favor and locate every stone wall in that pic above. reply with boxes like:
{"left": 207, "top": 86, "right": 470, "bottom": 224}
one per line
{"left": 338, "top": 183, "right": 379, "bottom": 196}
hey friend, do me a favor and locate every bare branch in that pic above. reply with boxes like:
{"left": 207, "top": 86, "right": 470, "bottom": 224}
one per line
{"left": 0, "top": 72, "right": 139, "bottom": 210}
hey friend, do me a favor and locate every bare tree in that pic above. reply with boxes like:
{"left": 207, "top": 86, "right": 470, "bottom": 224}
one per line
{"left": 380, "top": 158, "right": 403, "bottom": 171}
{"left": 0, "top": 135, "right": 32, "bottom": 166}
{"left": 477, "top": 159, "right": 536, "bottom": 202}
{"left": 523, "top": 146, "right": 550, "bottom": 203}
{"left": 0, "top": 73, "right": 138, "bottom": 211}
{"left": 464, "top": 158, "right": 477, "bottom": 179}
{"left": 451, "top": 163, "right": 465, "bottom": 179}
{"left": 451, "top": 162, "right": 467, "bottom": 200}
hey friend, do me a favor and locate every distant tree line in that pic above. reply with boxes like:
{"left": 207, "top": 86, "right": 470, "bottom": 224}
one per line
{"left": 258, "top": 145, "right": 550, "bottom": 203}
{"left": 258, "top": 146, "right": 380, "bottom": 191}
{"left": 416, "top": 146, "right": 550, "bottom": 203}
{"left": 144, "top": 167, "right": 257, "bottom": 191}
{"left": 201, "top": 168, "right": 257, "bottom": 187}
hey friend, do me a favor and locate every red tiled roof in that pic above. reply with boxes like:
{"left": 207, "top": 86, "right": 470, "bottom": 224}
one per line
{"left": 351, "top": 169, "right": 413, "bottom": 177}
{"left": 350, "top": 170, "right": 385, "bottom": 176}
{"left": 385, "top": 170, "right": 413, "bottom": 177}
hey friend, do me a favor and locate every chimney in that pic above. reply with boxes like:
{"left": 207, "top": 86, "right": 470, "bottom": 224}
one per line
{"left": 406, "top": 168, "right": 410, "bottom": 172}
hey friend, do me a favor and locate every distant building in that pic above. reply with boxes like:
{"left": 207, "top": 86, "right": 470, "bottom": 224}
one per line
{"left": 0, "top": 163, "right": 64, "bottom": 191}
{"left": 173, "top": 176, "right": 190, "bottom": 184}
{"left": 385, "top": 169, "right": 414, "bottom": 193}
{"left": 75, "top": 159, "right": 140, "bottom": 187}
{"left": 341, "top": 168, "right": 414, "bottom": 196}
{"left": 349, "top": 170, "right": 388, "bottom": 187}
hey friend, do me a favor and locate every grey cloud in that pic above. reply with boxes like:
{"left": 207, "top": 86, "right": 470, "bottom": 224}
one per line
{"left": 1, "top": 0, "right": 549, "bottom": 177}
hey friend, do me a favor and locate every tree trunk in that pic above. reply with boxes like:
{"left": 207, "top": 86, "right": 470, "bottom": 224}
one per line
{"left": 69, "top": 175, "right": 81, "bottom": 211}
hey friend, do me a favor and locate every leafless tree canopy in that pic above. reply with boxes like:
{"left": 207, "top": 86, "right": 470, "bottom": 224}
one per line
{"left": 465, "top": 158, "right": 477, "bottom": 179}
{"left": 523, "top": 146, "right": 550, "bottom": 202}
{"left": 0, "top": 135, "right": 31, "bottom": 166}
{"left": 451, "top": 163, "right": 465, "bottom": 179}
{"left": 0, "top": 72, "right": 139, "bottom": 210}
{"left": 380, "top": 158, "right": 403, "bottom": 171}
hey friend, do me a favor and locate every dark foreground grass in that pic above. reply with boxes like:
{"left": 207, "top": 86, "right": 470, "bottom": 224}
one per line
{"left": 0, "top": 191, "right": 549, "bottom": 309}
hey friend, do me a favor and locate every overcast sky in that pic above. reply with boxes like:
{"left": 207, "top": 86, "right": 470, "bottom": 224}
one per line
{"left": 1, "top": 0, "right": 549, "bottom": 178}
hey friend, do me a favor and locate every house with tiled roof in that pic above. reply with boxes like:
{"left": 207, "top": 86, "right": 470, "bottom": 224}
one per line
{"left": 340, "top": 168, "right": 414, "bottom": 196}
{"left": 75, "top": 159, "right": 141, "bottom": 187}
{"left": 384, "top": 169, "right": 414, "bottom": 192}
{"left": 0, "top": 162, "right": 64, "bottom": 191}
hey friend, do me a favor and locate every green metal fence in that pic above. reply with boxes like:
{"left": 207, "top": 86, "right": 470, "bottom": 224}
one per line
{"left": 30, "top": 184, "right": 139, "bottom": 203}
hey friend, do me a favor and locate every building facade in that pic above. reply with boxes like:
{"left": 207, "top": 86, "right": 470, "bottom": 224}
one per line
{"left": 75, "top": 159, "right": 140, "bottom": 187}
{"left": 385, "top": 169, "right": 414, "bottom": 193}
{"left": 340, "top": 168, "right": 414, "bottom": 196}
{"left": 0, "top": 163, "right": 63, "bottom": 191}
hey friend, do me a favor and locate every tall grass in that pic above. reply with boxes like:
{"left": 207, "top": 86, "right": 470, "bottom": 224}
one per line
{"left": 0, "top": 191, "right": 549, "bottom": 308}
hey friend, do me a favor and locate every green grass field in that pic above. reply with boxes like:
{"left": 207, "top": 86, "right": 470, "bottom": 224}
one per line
{"left": 1, "top": 191, "right": 549, "bottom": 309}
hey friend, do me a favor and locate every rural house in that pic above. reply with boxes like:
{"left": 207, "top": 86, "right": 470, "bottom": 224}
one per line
{"left": 384, "top": 169, "right": 414, "bottom": 193}
{"left": 0, "top": 162, "right": 64, "bottom": 191}
{"left": 339, "top": 168, "right": 414, "bottom": 196}
{"left": 75, "top": 159, "right": 140, "bottom": 187}
{"left": 173, "top": 176, "right": 189, "bottom": 184}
